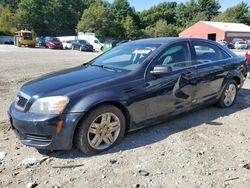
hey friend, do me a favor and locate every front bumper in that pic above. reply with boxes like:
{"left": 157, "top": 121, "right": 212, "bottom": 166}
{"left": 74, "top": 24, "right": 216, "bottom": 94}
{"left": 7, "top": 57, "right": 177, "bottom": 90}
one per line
{"left": 50, "top": 45, "right": 63, "bottom": 49}
{"left": 8, "top": 103, "right": 83, "bottom": 150}
{"left": 21, "top": 40, "right": 35, "bottom": 46}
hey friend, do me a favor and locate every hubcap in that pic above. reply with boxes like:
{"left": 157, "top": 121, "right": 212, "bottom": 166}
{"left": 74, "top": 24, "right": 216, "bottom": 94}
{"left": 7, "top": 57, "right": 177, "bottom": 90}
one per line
{"left": 224, "top": 83, "right": 237, "bottom": 106}
{"left": 87, "top": 113, "right": 121, "bottom": 150}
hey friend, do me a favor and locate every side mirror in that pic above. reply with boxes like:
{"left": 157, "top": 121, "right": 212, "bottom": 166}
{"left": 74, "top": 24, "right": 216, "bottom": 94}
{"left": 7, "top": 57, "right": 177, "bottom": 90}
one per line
{"left": 150, "top": 66, "right": 172, "bottom": 75}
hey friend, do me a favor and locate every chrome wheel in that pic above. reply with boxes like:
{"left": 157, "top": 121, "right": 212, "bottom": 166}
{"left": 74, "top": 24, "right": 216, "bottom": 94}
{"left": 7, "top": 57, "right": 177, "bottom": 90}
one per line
{"left": 87, "top": 113, "right": 121, "bottom": 150}
{"left": 224, "top": 83, "right": 237, "bottom": 107}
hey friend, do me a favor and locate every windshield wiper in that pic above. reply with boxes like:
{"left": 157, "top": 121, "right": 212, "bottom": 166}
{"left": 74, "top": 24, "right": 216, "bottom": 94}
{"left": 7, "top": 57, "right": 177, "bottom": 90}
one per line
{"left": 91, "top": 64, "right": 116, "bottom": 71}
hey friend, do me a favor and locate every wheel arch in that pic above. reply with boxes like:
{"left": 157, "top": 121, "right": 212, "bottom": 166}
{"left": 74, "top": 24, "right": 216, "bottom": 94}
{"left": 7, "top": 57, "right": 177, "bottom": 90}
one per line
{"left": 231, "top": 76, "right": 241, "bottom": 86}
{"left": 227, "top": 68, "right": 243, "bottom": 86}
{"left": 217, "top": 70, "right": 241, "bottom": 100}
{"left": 72, "top": 100, "right": 131, "bottom": 146}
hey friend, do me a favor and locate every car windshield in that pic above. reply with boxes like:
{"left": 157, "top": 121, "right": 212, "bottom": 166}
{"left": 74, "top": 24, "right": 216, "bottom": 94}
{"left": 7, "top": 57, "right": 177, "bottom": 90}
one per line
{"left": 49, "top": 38, "right": 60, "bottom": 42}
{"left": 239, "top": 42, "right": 246, "bottom": 44}
{"left": 23, "top": 32, "right": 32, "bottom": 40}
{"left": 79, "top": 40, "right": 89, "bottom": 45}
{"left": 91, "top": 43, "right": 160, "bottom": 71}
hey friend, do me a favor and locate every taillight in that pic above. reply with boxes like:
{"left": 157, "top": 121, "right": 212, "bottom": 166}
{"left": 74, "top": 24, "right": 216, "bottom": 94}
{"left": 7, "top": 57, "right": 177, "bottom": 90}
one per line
{"left": 245, "top": 51, "right": 250, "bottom": 59}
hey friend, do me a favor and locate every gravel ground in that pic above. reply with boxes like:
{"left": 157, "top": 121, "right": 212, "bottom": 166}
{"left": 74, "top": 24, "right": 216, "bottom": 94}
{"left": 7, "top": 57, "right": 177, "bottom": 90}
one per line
{"left": 0, "top": 45, "right": 250, "bottom": 188}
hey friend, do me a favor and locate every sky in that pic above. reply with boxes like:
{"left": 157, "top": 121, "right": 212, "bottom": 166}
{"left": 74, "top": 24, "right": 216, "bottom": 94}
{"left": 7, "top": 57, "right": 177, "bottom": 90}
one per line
{"left": 107, "top": 0, "right": 247, "bottom": 12}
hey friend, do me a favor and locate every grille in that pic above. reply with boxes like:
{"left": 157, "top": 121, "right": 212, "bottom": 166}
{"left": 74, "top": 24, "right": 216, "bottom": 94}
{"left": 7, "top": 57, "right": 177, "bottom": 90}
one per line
{"left": 26, "top": 134, "right": 52, "bottom": 143}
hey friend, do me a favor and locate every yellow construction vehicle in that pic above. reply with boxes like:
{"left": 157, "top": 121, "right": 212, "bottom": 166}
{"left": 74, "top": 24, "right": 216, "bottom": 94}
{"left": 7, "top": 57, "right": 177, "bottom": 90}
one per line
{"left": 13, "top": 25, "right": 36, "bottom": 47}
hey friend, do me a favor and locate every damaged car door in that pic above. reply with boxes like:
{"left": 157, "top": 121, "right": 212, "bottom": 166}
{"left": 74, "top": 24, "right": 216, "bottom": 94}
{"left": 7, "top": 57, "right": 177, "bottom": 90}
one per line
{"left": 144, "top": 41, "right": 197, "bottom": 120}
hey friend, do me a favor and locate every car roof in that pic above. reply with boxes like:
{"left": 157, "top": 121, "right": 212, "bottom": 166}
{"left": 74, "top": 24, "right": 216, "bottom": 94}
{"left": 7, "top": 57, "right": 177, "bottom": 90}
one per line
{"left": 128, "top": 37, "right": 236, "bottom": 57}
{"left": 129, "top": 37, "right": 215, "bottom": 45}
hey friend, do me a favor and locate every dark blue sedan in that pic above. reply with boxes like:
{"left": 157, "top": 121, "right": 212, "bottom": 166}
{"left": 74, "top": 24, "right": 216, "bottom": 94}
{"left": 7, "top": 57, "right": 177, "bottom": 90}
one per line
{"left": 71, "top": 40, "right": 94, "bottom": 52}
{"left": 8, "top": 38, "right": 247, "bottom": 154}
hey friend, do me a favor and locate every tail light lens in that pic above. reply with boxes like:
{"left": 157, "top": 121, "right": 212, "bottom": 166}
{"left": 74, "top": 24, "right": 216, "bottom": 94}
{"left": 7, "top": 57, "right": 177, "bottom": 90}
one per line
{"left": 245, "top": 51, "right": 250, "bottom": 59}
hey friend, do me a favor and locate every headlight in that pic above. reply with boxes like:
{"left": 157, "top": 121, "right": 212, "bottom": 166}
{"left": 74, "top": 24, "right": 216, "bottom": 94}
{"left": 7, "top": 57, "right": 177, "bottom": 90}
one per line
{"left": 29, "top": 96, "right": 69, "bottom": 115}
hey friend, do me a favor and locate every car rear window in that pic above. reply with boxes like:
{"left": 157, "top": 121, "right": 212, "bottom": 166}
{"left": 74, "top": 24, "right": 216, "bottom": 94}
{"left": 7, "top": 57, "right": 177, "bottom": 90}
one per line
{"left": 193, "top": 42, "right": 231, "bottom": 63}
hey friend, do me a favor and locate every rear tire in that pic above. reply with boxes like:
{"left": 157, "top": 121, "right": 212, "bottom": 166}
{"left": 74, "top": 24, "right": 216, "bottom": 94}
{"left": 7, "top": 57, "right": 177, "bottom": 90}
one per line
{"left": 216, "top": 80, "right": 238, "bottom": 108}
{"left": 14, "top": 36, "right": 16, "bottom": 46}
{"left": 74, "top": 105, "right": 126, "bottom": 154}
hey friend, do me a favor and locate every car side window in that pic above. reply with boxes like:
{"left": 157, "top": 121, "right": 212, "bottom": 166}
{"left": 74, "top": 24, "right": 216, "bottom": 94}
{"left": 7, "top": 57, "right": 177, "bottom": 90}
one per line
{"left": 193, "top": 42, "right": 230, "bottom": 64}
{"left": 155, "top": 42, "right": 192, "bottom": 70}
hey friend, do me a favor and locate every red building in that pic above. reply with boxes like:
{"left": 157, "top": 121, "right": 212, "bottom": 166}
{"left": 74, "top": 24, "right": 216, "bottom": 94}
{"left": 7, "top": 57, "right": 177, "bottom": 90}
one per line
{"left": 179, "top": 21, "right": 250, "bottom": 43}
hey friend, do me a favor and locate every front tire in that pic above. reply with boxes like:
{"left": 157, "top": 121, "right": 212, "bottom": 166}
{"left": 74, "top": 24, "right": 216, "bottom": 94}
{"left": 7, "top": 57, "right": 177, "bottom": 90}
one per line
{"left": 37, "top": 149, "right": 52, "bottom": 155}
{"left": 217, "top": 80, "right": 238, "bottom": 108}
{"left": 17, "top": 40, "right": 21, "bottom": 47}
{"left": 75, "top": 105, "right": 126, "bottom": 154}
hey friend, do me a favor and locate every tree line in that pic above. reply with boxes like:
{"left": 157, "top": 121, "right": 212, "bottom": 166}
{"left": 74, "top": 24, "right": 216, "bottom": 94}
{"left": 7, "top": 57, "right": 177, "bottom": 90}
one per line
{"left": 0, "top": 0, "right": 249, "bottom": 40}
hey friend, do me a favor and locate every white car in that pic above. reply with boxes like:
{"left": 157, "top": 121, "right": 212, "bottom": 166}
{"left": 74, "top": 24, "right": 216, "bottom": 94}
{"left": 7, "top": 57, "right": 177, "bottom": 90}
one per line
{"left": 234, "top": 41, "right": 248, "bottom": 49}
{"left": 62, "top": 40, "right": 73, "bottom": 49}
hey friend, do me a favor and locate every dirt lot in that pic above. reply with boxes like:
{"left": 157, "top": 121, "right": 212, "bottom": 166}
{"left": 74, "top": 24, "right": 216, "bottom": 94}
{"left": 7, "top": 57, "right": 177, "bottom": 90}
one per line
{"left": 0, "top": 45, "right": 250, "bottom": 188}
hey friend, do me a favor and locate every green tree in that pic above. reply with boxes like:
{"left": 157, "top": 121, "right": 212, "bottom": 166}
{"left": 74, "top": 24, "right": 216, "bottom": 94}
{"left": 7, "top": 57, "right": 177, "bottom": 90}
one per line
{"left": 175, "top": 0, "right": 200, "bottom": 28}
{"left": 139, "top": 2, "right": 177, "bottom": 28}
{"left": 0, "top": 6, "right": 15, "bottom": 34}
{"left": 0, "top": 0, "right": 20, "bottom": 9}
{"left": 123, "top": 15, "right": 141, "bottom": 39}
{"left": 15, "top": 0, "right": 83, "bottom": 36}
{"left": 187, "top": 12, "right": 208, "bottom": 27}
{"left": 110, "top": 0, "right": 139, "bottom": 39}
{"left": 111, "top": 0, "right": 135, "bottom": 22}
{"left": 15, "top": 0, "right": 49, "bottom": 35}
{"left": 144, "top": 19, "right": 178, "bottom": 38}
{"left": 197, "top": 0, "right": 220, "bottom": 20}
{"left": 214, "top": 2, "right": 250, "bottom": 25}
{"left": 42, "top": 0, "right": 83, "bottom": 36}
{"left": 81, "top": 0, "right": 97, "bottom": 8}
{"left": 77, "top": 3, "right": 113, "bottom": 39}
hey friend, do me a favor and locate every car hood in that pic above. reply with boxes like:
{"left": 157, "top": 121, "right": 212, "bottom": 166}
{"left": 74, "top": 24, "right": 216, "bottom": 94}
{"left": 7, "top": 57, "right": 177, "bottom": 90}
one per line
{"left": 52, "top": 42, "right": 61, "bottom": 45}
{"left": 21, "top": 65, "right": 125, "bottom": 97}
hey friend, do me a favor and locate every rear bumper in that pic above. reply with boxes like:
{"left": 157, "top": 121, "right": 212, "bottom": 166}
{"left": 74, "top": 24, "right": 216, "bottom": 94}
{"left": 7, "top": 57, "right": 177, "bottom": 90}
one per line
{"left": 8, "top": 103, "right": 83, "bottom": 150}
